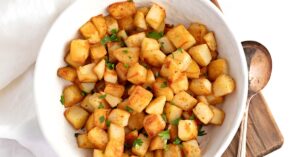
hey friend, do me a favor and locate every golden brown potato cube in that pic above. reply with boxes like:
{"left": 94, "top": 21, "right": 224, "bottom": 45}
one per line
{"left": 167, "top": 124, "right": 178, "bottom": 142}
{"left": 188, "top": 44, "right": 212, "bottom": 66}
{"left": 212, "top": 74, "right": 235, "bottom": 96}
{"left": 65, "top": 53, "right": 82, "bottom": 68}
{"left": 105, "top": 124, "right": 125, "bottom": 157}
{"left": 158, "top": 36, "right": 176, "bottom": 54}
{"left": 188, "top": 23, "right": 208, "bottom": 44}
{"left": 138, "top": 6, "right": 150, "bottom": 15}
{"left": 149, "top": 136, "right": 166, "bottom": 151}
{"left": 164, "top": 103, "right": 182, "bottom": 123}
{"left": 70, "top": 39, "right": 89, "bottom": 64}
{"left": 143, "top": 69, "right": 155, "bottom": 88}
{"left": 85, "top": 114, "right": 95, "bottom": 131}
{"left": 117, "top": 29, "right": 128, "bottom": 40}
{"left": 169, "top": 72, "right": 189, "bottom": 94}
{"left": 93, "top": 59, "right": 105, "bottom": 80}
{"left": 63, "top": 85, "right": 83, "bottom": 107}
{"left": 90, "top": 44, "right": 107, "bottom": 62}
{"left": 81, "top": 93, "right": 109, "bottom": 113}
{"left": 116, "top": 62, "right": 129, "bottom": 82}
{"left": 189, "top": 78, "right": 212, "bottom": 95}
{"left": 91, "top": 15, "right": 107, "bottom": 39}
{"left": 108, "top": 1, "right": 136, "bottom": 20}
{"left": 171, "top": 91, "right": 197, "bottom": 111}
{"left": 76, "top": 133, "right": 95, "bottom": 149}
{"left": 197, "top": 95, "right": 209, "bottom": 105}
{"left": 108, "top": 109, "right": 130, "bottom": 127}
{"left": 88, "top": 127, "right": 108, "bottom": 149}
{"left": 163, "top": 144, "right": 182, "bottom": 157}
{"left": 80, "top": 21, "right": 100, "bottom": 44}
{"left": 128, "top": 111, "right": 145, "bottom": 130}
{"left": 125, "top": 130, "right": 138, "bottom": 145}
{"left": 132, "top": 134, "right": 151, "bottom": 156}
{"left": 169, "top": 49, "right": 192, "bottom": 71}
{"left": 109, "top": 123, "right": 125, "bottom": 141}
{"left": 64, "top": 105, "right": 89, "bottom": 130}
{"left": 104, "top": 68, "right": 118, "bottom": 83}
{"left": 104, "top": 83, "right": 125, "bottom": 97}
{"left": 203, "top": 32, "right": 217, "bottom": 51}
{"left": 113, "top": 47, "right": 140, "bottom": 65}
{"left": 57, "top": 66, "right": 77, "bottom": 82}
{"left": 160, "top": 57, "right": 180, "bottom": 78}
{"left": 94, "top": 108, "right": 110, "bottom": 129}
{"left": 166, "top": 25, "right": 196, "bottom": 50}
{"left": 182, "top": 140, "right": 201, "bottom": 157}
{"left": 208, "top": 58, "right": 228, "bottom": 81}
{"left": 105, "top": 93, "right": 122, "bottom": 108}
{"left": 205, "top": 94, "right": 224, "bottom": 105}
{"left": 117, "top": 99, "right": 129, "bottom": 110}
{"left": 143, "top": 114, "right": 166, "bottom": 138}
{"left": 77, "top": 63, "right": 98, "bottom": 83}
{"left": 178, "top": 120, "right": 197, "bottom": 141}
{"left": 93, "top": 149, "right": 105, "bottom": 157}
{"left": 152, "top": 78, "right": 174, "bottom": 101}
{"left": 128, "top": 86, "right": 153, "bottom": 112}
{"left": 146, "top": 4, "right": 166, "bottom": 30}
{"left": 146, "top": 96, "right": 166, "bottom": 114}
{"left": 193, "top": 102, "right": 213, "bottom": 124}
{"left": 145, "top": 151, "right": 154, "bottom": 157}
{"left": 186, "top": 60, "right": 201, "bottom": 79}
{"left": 154, "top": 150, "right": 164, "bottom": 157}
{"left": 118, "top": 16, "right": 135, "bottom": 32}
{"left": 77, "top": 82, "right": 96, "bottom": 93}
{"left": 155, "top": 19, "right": 165, "bottom": 33}
{"left": 141, "top": 38, "right": 160, "bottom": 52}
{"left": 142, "top": 50, "right": 166, "bottom": 67}
{"left": 134, "top": 11, "right": 147, "bottom": 31}
{"left": 209, "top": 105, "right": 225, "bottom": 125}
{"left": 105, "top": 16, "right": 119, "bottom": 34}
{"left": 127, "top": 85, "right": 137, "bottom": 95}
{"left": 127, "top": 63, "right": 147, "bottom": 85}
{"left": 107, "top": 42, "right": 122, "bottom": 63}
{"left": 125, "top": 32, "right": 146, "bottom": 47}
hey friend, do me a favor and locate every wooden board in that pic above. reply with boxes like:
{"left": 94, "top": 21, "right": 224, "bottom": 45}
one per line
{"left": 209, "top": 1, "right": 284, "bottom": 157}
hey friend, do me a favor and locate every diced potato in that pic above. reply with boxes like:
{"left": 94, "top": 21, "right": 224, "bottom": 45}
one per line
{"left": 105, "top": 124, "right": 125, "bottom": 157}
{"left": 143, "top": 69, "right": 155, "bottom": 88}
{"left": 117, "top": 99, "right": 129, "bottom": 110}
{"left": 186, "top": 61, "right": 200, "bottom": 79}
{"left": 108, "top": 109, "right": 130, "bottom": 127}
{"left": 205, "top": 94, "right": 224, "bottom": 105}
{"left": 138, "top": 7, "right": 150, "bottom": 15}
{"left": 77, "top": 63, "right": 98, "bottom": 83}
{"left": 169, "top": 72, "right": 189, "bottom": 94}
{"left": 154, "top": 150, "right": 164, "bottom": 157}
{"left": 146, "top": 4, "right": 166, "bottom": 30}
{"left": 108, "top": 1, "right": 136, "bottom": 19}
{"left": 94, "top": 108, "right": 110, "bottom": 129}
{"left": 197, "top": 95, "right": 209, "bottom": 105}
{"left": 212, "top": 74, "right": 235, "bottom": 96}
{"left": 208, "top": 58, "right": 228, "bottom": 81}
{"left": 65, "top": 53, "right": 82, "bottom": 68}
{"left": 91, "top": 15, "right": 107, "bottom": 39}
{"left": 128, "top": 112, "right": 145, "bottom": 130}
{"left": 152, "top": 78, "right": 174, "bottom": 101}
{"left": 169, "top": 49, "right": 192, "bottom": 71}
{"left": 132, "top": 134, "right": 151, "bottom": 156}
{"left": 182, "top": 140, "right": 201, "bottom": 157}
{"left": 125, "top": 130, "right": 138, "bottom": 145}
{"left": 116, "top": 62, "right": 129, "bottom": 82}
{"left": 118, "top": 16, "right": 135, "bottom": 32}
{"left": 209, "top": 105, "right": 225, "bottom": 125}
{"left": 144, "top": 151, "right": 154, "bottom": 157}
{"left": 166, "top": 25, "right": 196, "bottom": 50}
{"left": 93, "top": 149, "right": 105, "bottom": 157}
{"left": 192, "top": 102, "right": 213, "bottom": 124}
{"left": 88, "top": 127, "right": 108, "bottom": 149}
{"left": 85, "top": 114, "right": 95, "bottom": 131}
{"left": 109, "top": 123, "right": 125, "bottom": 141}
{"left": 93, "top": 59, "right": 105, "bottom": 80}
{"left": 105, "top": 93, "right": 122, "bottom": 108}
{"left": 134, "top": 11, "right": 147, "bottom": 31}
{"left": 57, "top": 66, "right": 77, "bottom": 82}
{"left": 167, "top": 124, "right": 178, "bottom": 141}
{"left": 77, "top": 82, "right": 96, "bottom": 93}
{"left": 128, "top": 86, "right": 153, "bottom": 112}
{"left": 125, "top": 32, "right": 146, "bottom": 47}
{"left": 107, "top": 42, "right": 122, "bottom": 63}
{"left": 210, "top": 50, "right": 218, "bottom": 60}
{"left": 113, "top": 47, "right": 140, "bottom": 65}
{"left": 146, "top": 96, "right": 166, "bottom": 114}
{"left": 105, "top": 16, "right": 119, "bottom": 34}
{"left": 160, "top": 57, "right": 180, "bottom": 78}
{"left": 76, "top": 133, "right": 95, "bottom": 149}
{"left": 141, "top": 38, "right": 160, "bottom": 52}
{"left": 158, "top": 36, "right": 176, "bottom": 54}
{"left": 90, "top": 44, "right": 107, "bottom": 62}
{"left": 64, "top": 105, "right": 89, "bottom": 130}
{"left": 164, "top": 103, "right": 182, "bottom": 123}
{"left": 188, "top": 23, "right": 208, "bottom": 44}
{"left": 80, "top": 93, "right": 109, "bottom": 112}
{"left": 63, "top": 84, "right": 83, "bottom": 107}
{"left": 149, "top": 136, "right": 166, "bottom": 151}
{"left": 127, "top": 63, "right": 147, "bottom": 85}
{"left": 127, "top": 85, "right": 137, "bottom": 95}
{"left": 70, "top": 39, "right": 89, "bottom": 64}
{"left": 142, "top": 50, "right": 166, "bottom": 67}
{"left": 163, "top": 144, "right": 182, "bottom": 157}
{"left": 104, "top": 67, "right": 118, "bottom": 83}
{"left": 171, "top": 91, "right": 197, "bottom": 111}
{"left": 178, "top": 120, "right": 197, "bottom": 141}
{"left": 189, "top": 78, "right": 212, "bottom": 95}
{"left": 155, "top": 19, "right": 165, "bottom": 33}
{"left": 80, "top": 21, "right": 100, "bottom": 43}
{"left": 188, "top": 44, "right": 212, "bottom": 66}
{"left": 143, "top": 114, "right": 166, "bottom": 138}
{"left": 104, "top": 83, "right": 125, "bottom": 97}
{"left": 203, "top": 32, "right": 217, "bottom": 51}
{"left": 117, "top": 29, "right": 128, "bottom": 40}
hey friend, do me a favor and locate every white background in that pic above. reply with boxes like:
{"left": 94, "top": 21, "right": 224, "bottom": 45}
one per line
{"left": 219, "top": 0, "right": 300, "bottom": 156}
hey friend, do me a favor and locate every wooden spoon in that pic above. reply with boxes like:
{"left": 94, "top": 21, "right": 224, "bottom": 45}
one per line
{"left": 237, "top": 41, "right": 272, "bottom": 157}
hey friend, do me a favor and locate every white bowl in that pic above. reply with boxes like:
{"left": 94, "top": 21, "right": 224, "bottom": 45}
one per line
{"left": 34, "top": 0, "right": 248, "bottom": 156}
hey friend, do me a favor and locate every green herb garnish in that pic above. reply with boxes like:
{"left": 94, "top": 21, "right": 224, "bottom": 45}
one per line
{"left": 177, "top": 48, "right": 183, "bottom": 53}
{"left": 125, "top": 106, "right": 133, "bottom": 113}
{"left": 111, "top": 29, "right": 118, "bottom": 34}
{"left": 133, "top": 138, "right": 143, "bottom": 147}
{"left": 123, "top": 49, "right": 128, "bottom": 54}
{"left": 99, "top": 116, "right": 105, "bottom": 123}
{"left": 100, "top": 29, "right": 121, "bottom": 45}
{"left": 60, "top": 95, "right": 64, "bottom": 105}
{"left": 81, "top": 91, "right": 87, "bottom": 96}
{"left": 110, "top": 33, "right": 120, "bottom": 42}
{"left": 160, "top": 81, "right": 167, "bottom": 88}
{"left": 173, "top": 137, "right": 182, "bottom": 145}
{"left": 158, "top": 130, "right": 170, "bottom": 140}
{"left": 106, "top": 120, "right": 111, "bottom": 127}
{"left": 98, "top": 103, "right": 104, "bottom": 109}
{"left": 171, "top": 117, "right": 181, "bottom": 125}
{"left": 124, "top": 63, "right": 129, "bottom": 69}
{"left": 161, "top": 113, "right": 167, "bottom": 122}
{"left": 99, "top": 94, "right": 107, "bottom": 99}
{"left": 147, "top": 31, "right": 164, "bottom": 40}
{"left": 101, "top": 35, "right": 111, "bottom": 45}
{"left": 107, "top": 62, "right": 115, "bottom": 70}
{"left": 189, "top": 114, "right": 195, "bottom": 120}
{"left": 198, "top": 125, "right": 207, "bottom": 136}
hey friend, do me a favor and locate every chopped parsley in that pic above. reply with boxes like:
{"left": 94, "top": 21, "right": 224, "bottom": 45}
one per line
{"left": 189, "top": 114, "right": 195, "bottom": 120}
{"left": 98, "top": 103, "right": 104, "bottom": 109}
{"left": 110, "top": 33, "right": 120, "bottom": 42}
{"left": 60, "top": 95, "right": 64, "bottom": 105}
{"left": 100, "top": 35, "right": 111, "bottom": 45}
{"left": 99, "top": 94, "right": 107, "bottom": 99}
{"left": 171, "top": 117, "right": 181, "bottom": 125}
{"left": 124, "top": 63, "right": 129, "bottom": 69}
{"left": 125, "top": 106, "right": 133, "bottom": 113}
{"left": 133, "top": 138, "right": 143, "bottom": 147}
{"left": 123, "top": 49, "right": 128, "bottom": 54}
{"left": 81, "top": 91, "right": 87, "bottom": 96}
{"left": 99, "top": 116, "right": 105, "bottom": 123}
{"left": 177, "top": 48, "right": 183, "bottom": 53}
{"left": 100, "top": 29, "right": 121, "bottom": 45}
{"left": 106, "top": 120, "right": 111, "bottom": 127}
{"left": 161, "top": 113, "right": 167, "bottom": 122}
{"left": 147, "top": 31, "right": 164, "bottom": 40}
{"left": 160, "top": 81, "right": 168, "bottom": 88}
{"left": 173, "top": 137, "right": 182, "bottom": 145}
{"left": 106, "top": 62, "right": 115, "bottom": 70}
{"left": 110, "top": 29, "right": 118, "bottom": 34}
{"left": 158, "top": 130, "right": 170, "bottom": 140}
{"left": 198, "top": 125, "right": 207, "bottom": 136}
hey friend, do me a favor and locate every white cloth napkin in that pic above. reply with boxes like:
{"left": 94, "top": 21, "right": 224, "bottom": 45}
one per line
{"left": 0, "top": 0, "right": 75, "bottom": 156}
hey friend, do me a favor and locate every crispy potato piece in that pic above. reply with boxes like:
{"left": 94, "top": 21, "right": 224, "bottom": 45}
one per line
{"left": 80, "top": 21, "right": 100, "bottom": 44}
{"left": 105, "top": 124, "right": 125, "bottom": 157}
{"left": 164, "top": 102, "right": 182, "bottom": 123}
{"left": 105, "top": 16, "right": 119, "bottom": 34}
{"left": 208, "top": 58, "right": 228, "bottom": 81}
{"left": 205, "top": 94, "right": 224, "bottom": 105}
{"left": 128, "top": 86, "right": 153, "bottom": 112}
{"left": 125, "top": 32, "right": 146, "bottom": 47}
{"left": 158, "top": 36, "right": 176, "bottom": 54}
{"left": 88, "top": 127, "right": 108, "bottom": 149}
{"left": 166, "top": 25, "right": 196, "bottom": 50}
{"left": 63, "top": 84, "right": 83, "bottom": 107}
{"left": 167, "top": 124, "right": 178, "bottom": 141}
{"left": 77, "top": 63, "right": 98, "bottom": 83}
{"left": 209, "top": 105, "right": 225, "bottom": 125}
{"left": 154, "top": 150, "right": 164, "bottom": 157}
{"left": 108, "top": 109, "right": 130, "bottom": 127}
{"left": 193, "top": 102, "right": 213, "bottom": 124}
{"left": 77, "top": 82, "right": 96, "bottom": 93}
{"left": 142, "top": 38, "right": 160, "bottom": 52}
{"left": 91, "top": 15, "right": 107, "bottom": 39}
{"left": 90, "top": 44, "right": 107, "bottom": 63}
{"left": 178, "top": 120, "right": 197, "bottom": 141}
{"left": 189, "top": 78, "right": 212, "bottom": 95}
{"left": 142, "top": 50, "right": 166, "bottom": 67}
{"left": 117, "top": 99, "right": 129, "bottom": 110}
{"left": 94, "top": 108, "right": 110, "bottom": 129}
{"left": 70, "top": 39, "right": 89, "bottom": 64}
{"left": 186, "top": 60, "right": 201, "bottom": 79}
{"left": 105, "top": 93, "right": 122, "bottom": 108}
{"left": 127, "top": 63, "right": 147, "bottom": 85}
{"left": 64, "top": 105, "right": 89, "bottom": 130}
{"left": 107, "top": 42, "right": 122, "bottom": 63}
{"left": 116, "top": 62, "right": 129, "bottom": 82}
{"left": 210, "top": 50, "right": 218, "bottom": 60}
{"left": 80, "top": 93, "right": 109, "bottom": 112}
{"left": 93, "top": 59, "right": 105, "bottom": 80}
{"left": 146, "top": 4, "right": 166, "bottom": 30}
{"left": 163, "top": 144, "right": 182, "bottom": 157}
{"left": 149, "top": 136, "right": 166, "bottom": 151}
{"left": 146, "top": 96, "right": 166, "bottom": 114}
{"left": 134, "top": 11, "right": 147, "bottom": 31}
{"left": 156, "top": 19, "right": 165, "bottom": 33}
{"left": 93, "top": 149, "right": 105, "bottom": 157}
{"left": 132, "top": 134, "right": 151, "bottom": 156}
{"left": 152, "top": 78, "right": 174, "bottom": 101}
{"left": 145, "top": 151, "right": 154, "bottom": 157}
{"left": 143, "top": 69, "right": 155, "bottom": 88}
{"left": 212, "top": 74, "right": 235, "bottom": 96}
{"left": 169, "top": 72, "right": 189, "bottom": 94}
{"left": 113, "top": 47, "right": 140, "bottom": 65}
{"left": 104, "top": 67, "right": 118, "bottom": 83}
{"left": 108, "top": 1, "right": 136, "bottom": 19}
{"left": 128, "top": 111, "right": 146, "bottom": 130}
{"left": 197, "top": 95, "right": 209, "bottom": 105}
{"left": 57, "top": 66, "right": 77, "bottom": 82}
{"left": 188, "top": 23, "right": 207, "bottom": 44}
{"left": 118, "top": 16, "right": 135, "bottom": 32}
{"left": 85, "top": 114, "right": 95, "bottom": 131}
{"left": 138, "top": 7, "right": 150, "bottom": 15}
{"left": 125, "top": 130, "right": 138, "bottom": 145}
{"left": 169, "top": 49, "right": 192, "bottom": 71}
{"left": 182, "top": 140, "right": 201, "bottom": 157}
{"left": 76, "top": 133, "right": 95, "bottom": 149}
{"left": 203, "top": 32, "right": 217, "bottom": 51}
{"left": 188, "top": 44, "right": 212, "bottom": 66}
{"left": 65, "top": 53, "right": 82, "bottom": 68}
{"left": 104, "top": 83, "right": 125, "bottom": 97}
{"left": 143, "top": 114, "right": 166, "bottom": 138}
{"left": 160, "top": 57, "right": 180, "bottom": 78}
{"left": 127, "top": 85, "right": 137, "bottom": 95}
{"left": 171, "top": 91, "right": 197, "bottom": 111}
{"left": 117, "top": 29, "right": 128, "bottom": 40}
